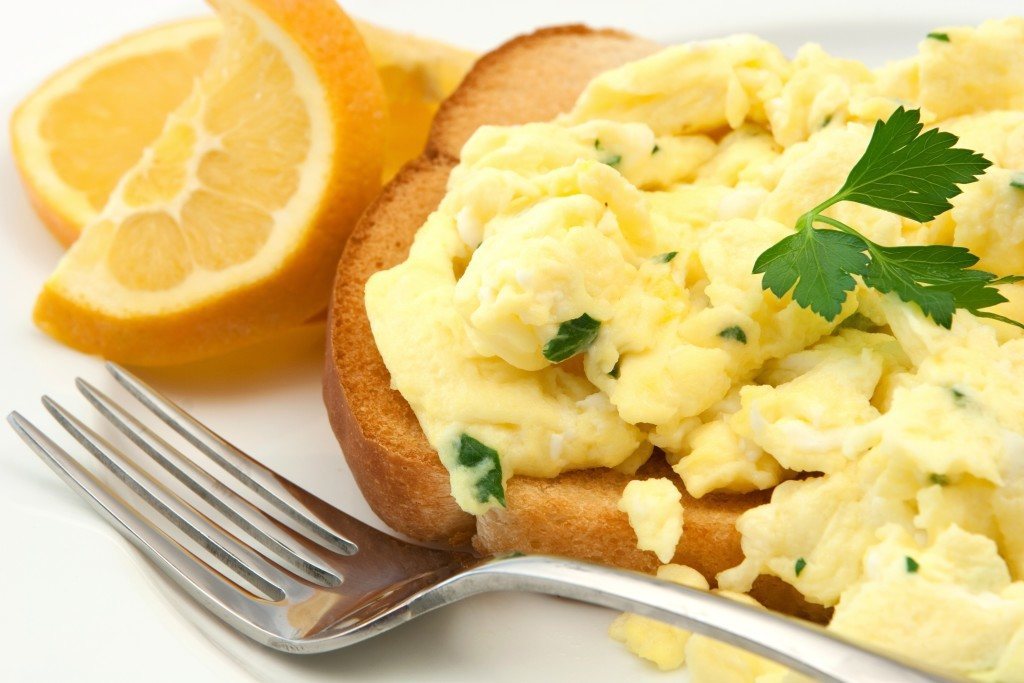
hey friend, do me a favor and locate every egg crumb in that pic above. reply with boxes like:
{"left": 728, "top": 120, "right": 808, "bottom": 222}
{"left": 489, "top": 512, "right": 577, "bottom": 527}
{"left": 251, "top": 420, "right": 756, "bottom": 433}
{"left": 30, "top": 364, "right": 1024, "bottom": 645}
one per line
{"left": 609, "top": 564, "right": 708, "bottom": 670}
{"left": 618, "top": 478, "right": 684, "bottom": 563}
{"left": 685, "top": 591, "right": 804, "bottom": 683}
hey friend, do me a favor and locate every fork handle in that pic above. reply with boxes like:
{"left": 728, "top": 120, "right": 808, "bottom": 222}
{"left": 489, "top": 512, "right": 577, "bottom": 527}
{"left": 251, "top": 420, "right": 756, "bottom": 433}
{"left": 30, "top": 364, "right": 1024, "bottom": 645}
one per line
{"left": 445, "top": 555, "right": 966, "bottom": 683}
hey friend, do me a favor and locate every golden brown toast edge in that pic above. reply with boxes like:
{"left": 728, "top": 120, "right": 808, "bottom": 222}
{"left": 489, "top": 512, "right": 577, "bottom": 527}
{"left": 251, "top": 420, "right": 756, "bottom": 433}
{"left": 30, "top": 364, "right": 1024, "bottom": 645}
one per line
{"left": 324, "top": 25, "right": 829, "bottom": 621}
{"left": 324, "top": 25, "right": 660, "bottom": 545}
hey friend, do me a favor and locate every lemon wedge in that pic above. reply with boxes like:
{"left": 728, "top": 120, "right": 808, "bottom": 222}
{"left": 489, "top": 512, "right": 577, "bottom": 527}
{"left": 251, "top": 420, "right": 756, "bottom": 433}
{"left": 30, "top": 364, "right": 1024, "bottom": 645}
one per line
{"left": 11, "top": 19, "right": 220, "bottom": 246}
{"left": 31, "top": 0, "right": 385, "bottom": 365}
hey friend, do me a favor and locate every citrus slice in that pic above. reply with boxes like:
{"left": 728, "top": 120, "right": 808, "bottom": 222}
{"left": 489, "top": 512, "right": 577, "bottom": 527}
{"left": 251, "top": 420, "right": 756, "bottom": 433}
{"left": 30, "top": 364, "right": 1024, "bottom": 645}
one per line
{"left": 32, "top": 0, "right": 385, "bottom": 365}
{"left": 356, "top": 21, "right": 475, "bottom": 180}
{"left": 11, "top": 18, "right": 220, "bottom": 246}
{"left": 11, "top": 16, "right": 473, "bottom": 245}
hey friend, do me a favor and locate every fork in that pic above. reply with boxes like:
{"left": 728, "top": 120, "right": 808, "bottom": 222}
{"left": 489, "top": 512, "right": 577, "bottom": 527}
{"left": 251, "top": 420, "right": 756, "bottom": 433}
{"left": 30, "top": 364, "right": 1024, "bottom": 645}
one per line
{"left": 7, "top": 363, "right": 964, "bottom": 683}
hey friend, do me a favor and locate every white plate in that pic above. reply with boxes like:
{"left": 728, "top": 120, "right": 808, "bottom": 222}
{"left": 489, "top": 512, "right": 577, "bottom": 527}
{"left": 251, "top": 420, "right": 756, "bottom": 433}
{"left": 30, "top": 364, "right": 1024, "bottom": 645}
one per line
{"left": 0, "top": 1, "right": 1018, "bottom": 681}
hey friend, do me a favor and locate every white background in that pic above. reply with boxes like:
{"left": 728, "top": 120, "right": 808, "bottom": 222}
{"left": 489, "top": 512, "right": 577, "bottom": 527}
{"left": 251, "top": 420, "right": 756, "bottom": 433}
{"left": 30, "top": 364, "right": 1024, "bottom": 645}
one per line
{"left": 0, "top": 1, "right": 1017, "bottom": 681}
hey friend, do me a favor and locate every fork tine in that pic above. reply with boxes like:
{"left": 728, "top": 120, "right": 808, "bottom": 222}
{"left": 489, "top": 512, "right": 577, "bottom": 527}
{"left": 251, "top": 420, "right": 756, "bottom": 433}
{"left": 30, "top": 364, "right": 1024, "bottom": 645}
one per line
{"left": 7, "top": 412, "right": 282, "bottom": 640}
{"left": 106, "top": 363, "right": 357, "bottom": 556}
{"left": 76, "top": 378, "right": 342, "bottom": 588}
{"left": 41, "top": 396, "right": 302, "bottom": 601}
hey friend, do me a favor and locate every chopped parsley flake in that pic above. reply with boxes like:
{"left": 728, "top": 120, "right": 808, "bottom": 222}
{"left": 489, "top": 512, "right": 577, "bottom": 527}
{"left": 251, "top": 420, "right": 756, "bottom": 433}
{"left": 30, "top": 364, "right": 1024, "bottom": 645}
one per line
{"left": 928, "top": 473, "right": 950, "bottom": 486}
{"left": 594, "top": 139, "right": 622, "bottom": 167}
{"left": 906, "top": 556, "right": 920, "bottom": 573}
{"left": 1011, "top": 172, "right": 1024, "bottom": 190}
{"left": 654, "top": 251, "right": 678, "bottom": 263}
{"left": 456, "top": 434, "right": 505, "bottom": 507}
{"left": 718, "top": 325, "right": 748, "bottom": 344}
{"left": 927, "top": 32, "right": 950, "bottom": 42}
{"left": 543, "top": 314, "right": 601, "bottom": 363}
{"left": 795, "top": 557, "right": 807, "bottom": 577}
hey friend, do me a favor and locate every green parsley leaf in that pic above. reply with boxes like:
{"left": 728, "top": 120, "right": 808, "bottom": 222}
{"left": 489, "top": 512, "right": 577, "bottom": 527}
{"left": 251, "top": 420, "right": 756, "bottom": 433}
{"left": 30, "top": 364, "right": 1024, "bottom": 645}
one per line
{"left": 753, "top": 106, "right": 1024, "bottom": 329}
{"left": 861, "top": 244, "right": 988, "bottom": 328}
{"left": 927, "top": 32, "right": 950, "bottom": 42}
{"left": 795, "top": 557, "right": 807, "bottom": 576}
{"left": 1011, "top": 172, "right": 1024, "bottom": 190}
{"left": 753, "top": 227, "right": 869, "bottom": 320}
{"left": 654, "top": 251, "right": 678, "bottom": 263}
{"left": 862, "top": 244, "right": 1024, "bottom": 329}
{"left": 652, "top": 143, "right": 661, "bottom": 154}
{"left": 457, "top": 434, "right": 506, "bottom": 507}
{"left": 973, "top": 308, "right": 1024, "bottom": 329}
{"left": 836, "top": 107, "right": 990, "bottom": 222}
{"left": 718, "top": 325, "right": 748, "bottom": 344}
{"left": 906, "top": 556, "right": 920, "bottom": 573}
{"left": 928, "top": 472, "right": 950, "bottom": 486}
{"left": 543, "top": 313, "right": 601, "bottom": 362}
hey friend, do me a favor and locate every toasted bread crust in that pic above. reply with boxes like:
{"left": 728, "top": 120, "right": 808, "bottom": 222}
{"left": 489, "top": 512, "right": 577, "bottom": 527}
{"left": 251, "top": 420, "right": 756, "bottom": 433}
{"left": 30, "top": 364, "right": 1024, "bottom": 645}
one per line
{"left": 324, "top": 155, "right": 473, "bottom": 545}
{"left": 476, "top": 459, "right": 830, "bottom": 622}
{"left": 324, "top": 25, "right": 826, "bottom": 620}
{"left": 476, "top": 460, "right": 764, "bottom": 577}
{"left": 425, "top": 25, "right": 660, "bottom": 159}
{"left": 326, "top": 25, "right": 659, "bottom": 545}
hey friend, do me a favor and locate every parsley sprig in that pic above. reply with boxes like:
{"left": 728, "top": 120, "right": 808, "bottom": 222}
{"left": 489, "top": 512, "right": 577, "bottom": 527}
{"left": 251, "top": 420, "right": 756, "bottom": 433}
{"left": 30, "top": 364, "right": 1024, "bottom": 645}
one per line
{"left": 753, "top": 107, "right": 1024, "bottom": 329}
{"left": 543, "top": 313, "right": 601, "bottom": 362}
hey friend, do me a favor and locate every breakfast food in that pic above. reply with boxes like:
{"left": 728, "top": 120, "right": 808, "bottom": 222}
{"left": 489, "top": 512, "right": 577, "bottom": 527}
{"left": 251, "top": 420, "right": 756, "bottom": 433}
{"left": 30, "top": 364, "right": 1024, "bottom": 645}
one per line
{"left": 30, "top": 0, "right": 385, "bottom": 366}
{"left": 326, "top": 25, "right": 818, "bottom": 619}
{"left": 10, "top": 16, "right": 475, "bottom": 247}
{"left": 329, "top": 16, "right": 1024, "bottom": 680}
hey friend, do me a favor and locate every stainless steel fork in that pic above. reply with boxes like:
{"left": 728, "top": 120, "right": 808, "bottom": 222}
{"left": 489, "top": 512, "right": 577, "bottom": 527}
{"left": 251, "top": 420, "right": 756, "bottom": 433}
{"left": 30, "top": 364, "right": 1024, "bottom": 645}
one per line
{"left": 8, "top": 363, "right": 964, "bottom": 683}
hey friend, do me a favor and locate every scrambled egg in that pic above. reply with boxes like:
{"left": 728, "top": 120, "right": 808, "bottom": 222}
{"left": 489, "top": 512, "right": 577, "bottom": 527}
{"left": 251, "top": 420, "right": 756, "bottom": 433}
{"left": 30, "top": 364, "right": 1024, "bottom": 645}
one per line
{"left": 617, "top": 478, "right": 684, "bottom": 563}
{"left": 612, "top": 563, "right": 801, "bottom": 680}
{"left": 365, "top": 17, "right": 1024, "bottom": 680}
{"left": 609, "top": 564, "right": 708, "bottom": 670}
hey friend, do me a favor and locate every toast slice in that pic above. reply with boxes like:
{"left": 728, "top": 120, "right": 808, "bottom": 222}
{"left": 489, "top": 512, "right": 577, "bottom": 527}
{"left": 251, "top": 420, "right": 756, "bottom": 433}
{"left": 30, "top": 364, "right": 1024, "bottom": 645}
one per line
{"left": 324, "top": 25, "right": 827, "bottom": 622}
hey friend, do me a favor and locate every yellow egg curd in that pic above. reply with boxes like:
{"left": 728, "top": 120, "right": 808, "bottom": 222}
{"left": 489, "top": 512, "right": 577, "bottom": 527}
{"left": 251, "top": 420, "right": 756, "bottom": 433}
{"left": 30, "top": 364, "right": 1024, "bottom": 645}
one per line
{"left": 366, "top": 17, "right": 1024, "bottom": 681}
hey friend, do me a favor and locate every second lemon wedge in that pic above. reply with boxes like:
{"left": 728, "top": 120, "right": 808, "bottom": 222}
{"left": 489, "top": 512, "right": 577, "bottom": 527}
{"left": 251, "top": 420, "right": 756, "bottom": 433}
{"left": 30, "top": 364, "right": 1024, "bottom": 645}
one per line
{"left": 357, "top": 21, "right": 476, "bottom": 180}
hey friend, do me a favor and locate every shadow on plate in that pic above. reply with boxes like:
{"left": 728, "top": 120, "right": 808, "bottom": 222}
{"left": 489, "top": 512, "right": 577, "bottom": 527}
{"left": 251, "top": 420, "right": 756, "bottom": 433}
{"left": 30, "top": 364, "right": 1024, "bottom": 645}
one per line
{"left": 127, "top": 322, "right": 328, "bottom": 400}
